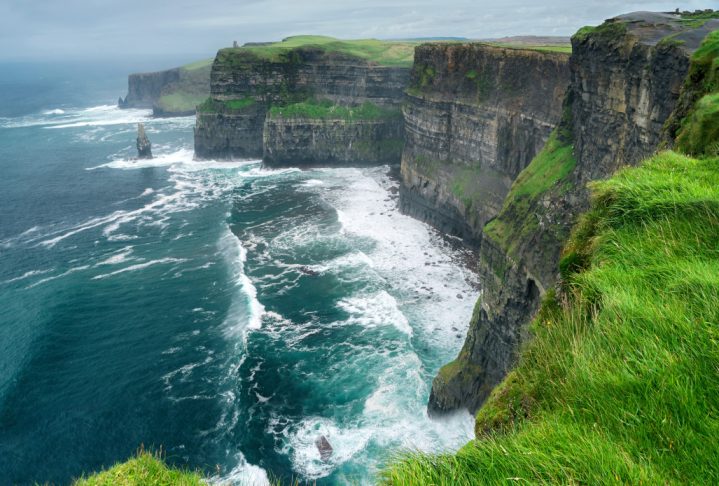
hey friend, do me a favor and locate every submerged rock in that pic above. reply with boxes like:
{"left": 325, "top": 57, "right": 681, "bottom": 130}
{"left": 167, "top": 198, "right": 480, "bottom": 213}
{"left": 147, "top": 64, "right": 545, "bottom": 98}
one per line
{"left": 315, "top": 435, "right": 333, "bottom": 462}
{"left": 136, "top": 123, "right": 152, "bottom": 159}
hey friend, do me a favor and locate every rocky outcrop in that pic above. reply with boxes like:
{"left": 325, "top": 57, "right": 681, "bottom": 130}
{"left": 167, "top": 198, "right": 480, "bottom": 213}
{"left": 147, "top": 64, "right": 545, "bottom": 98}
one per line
{"left": 136, "top": 123, "right": 152, "bottom": 159}
{"left": 119, "top": 69, "right": 181, "bottom": 109}
{"left": 263, "top": 116, "right": 403, "bottom": 166}
{"left": 194, "top": 46, "right": 410, "bottom": 162}
{"left": 426, "top": 12, "right": 719, "bottom": 415}
{"left": 400, "top": 44, "right": 570, "bottom": 245}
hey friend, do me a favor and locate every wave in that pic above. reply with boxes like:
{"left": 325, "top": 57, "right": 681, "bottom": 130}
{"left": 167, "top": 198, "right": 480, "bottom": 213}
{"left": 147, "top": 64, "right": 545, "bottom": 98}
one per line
{"left": 92, "top": 258, "right": 187, "bottom": 280}
{"left": 219, "top": 228, "right": 265, "bottom": 337}
{"left": 43, "top": 109, "right": 65, "bottom": 115}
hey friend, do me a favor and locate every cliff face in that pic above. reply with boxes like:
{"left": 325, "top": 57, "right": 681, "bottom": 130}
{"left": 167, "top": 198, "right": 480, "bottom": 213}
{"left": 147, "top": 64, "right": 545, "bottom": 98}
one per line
{"left": 426, "top": 12, "right": 718, "bottom": 414}
{"left": 119, "top": 69, "right": 181, "bottom": 109}
{"left": 119, "top": 62, "right": 212, "bottom": 117}
{"left": 194, "top": 47, "right": 410, "bottom": 162}
{"left": 400, "top": 44, "right": 570, "bottom": 245}
{"left": 263, "top": 116, "right": 403, "bottom": 166}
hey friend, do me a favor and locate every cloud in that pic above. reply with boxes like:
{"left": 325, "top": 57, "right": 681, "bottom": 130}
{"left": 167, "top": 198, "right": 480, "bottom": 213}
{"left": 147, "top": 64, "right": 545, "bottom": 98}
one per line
{"left": 0, "top": 0, "right": 710, "bottom": 62}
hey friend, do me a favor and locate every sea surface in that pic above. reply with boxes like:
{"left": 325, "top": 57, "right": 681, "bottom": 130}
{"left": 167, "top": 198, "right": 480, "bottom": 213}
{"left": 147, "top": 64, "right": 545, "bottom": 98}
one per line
{"left": 0, "top": 63, "right": 478, "bottom": 485}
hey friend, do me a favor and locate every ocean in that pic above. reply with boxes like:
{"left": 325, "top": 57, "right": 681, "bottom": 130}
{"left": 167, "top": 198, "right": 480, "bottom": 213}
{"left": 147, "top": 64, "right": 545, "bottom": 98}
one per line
{"left": 0, "top": 63, "right": 478, "bottom": 485}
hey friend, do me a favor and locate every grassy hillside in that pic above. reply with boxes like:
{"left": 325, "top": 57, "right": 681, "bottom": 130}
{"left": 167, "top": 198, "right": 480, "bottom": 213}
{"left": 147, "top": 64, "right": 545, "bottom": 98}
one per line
{"left": 382, "top": 149, "right": 719, "bottom": 484}
{"left": 223, "top": 35, "right": 416, "bottom": 67}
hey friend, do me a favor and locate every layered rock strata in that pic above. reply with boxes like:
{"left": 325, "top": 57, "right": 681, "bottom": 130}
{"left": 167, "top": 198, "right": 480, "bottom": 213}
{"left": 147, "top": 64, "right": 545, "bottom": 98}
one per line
{"left": 194, "top": 47, "right": 410, "bottom": 163}
{"left": 400, "top": 44, "right": 570, "bottom": 244}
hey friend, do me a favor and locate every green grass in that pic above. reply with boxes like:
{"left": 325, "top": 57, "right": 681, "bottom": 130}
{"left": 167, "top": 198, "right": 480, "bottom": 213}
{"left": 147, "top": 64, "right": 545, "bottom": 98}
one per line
{"left": 155, "top": 90, "right": 208, "bottom": 113}
{"left": 481, "top": 42, "right": 572, "bottom": 54}
{"left": 268, "top": 99, "right": 401, "bottom": 120}
{"left": 181, "top": 58, "right": 213, "bottom": 71}
{"left": 196, "top": 97, "right": 256, "bottom": 113}
{"left": 484, "top": 127, "right": 576, "bottom": 255}
{"left": 507, "top": 130, "right": 576, "bottom": 199}
{"left": 675, "top": 30, "right": 719, "bottom": 156}
{"left": 73, "top": 450, "right": 203, "bottom": 485}
{"left": 381, "top": 151, "right": 719, "bottom": 484}
{"left": 222, "top": 35, "right": 416, "bottom": 67}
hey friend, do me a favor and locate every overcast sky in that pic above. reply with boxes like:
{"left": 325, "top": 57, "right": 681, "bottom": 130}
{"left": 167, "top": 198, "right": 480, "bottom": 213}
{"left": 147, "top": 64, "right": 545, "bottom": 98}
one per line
{"left": 0, "top": 0, "right": 711, "bottom": 64}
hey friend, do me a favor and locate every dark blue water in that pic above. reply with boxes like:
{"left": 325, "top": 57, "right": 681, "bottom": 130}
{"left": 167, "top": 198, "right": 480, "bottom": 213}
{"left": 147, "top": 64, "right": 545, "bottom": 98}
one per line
{"left": 0, "top": 64, "right": 477, "bottom": 485}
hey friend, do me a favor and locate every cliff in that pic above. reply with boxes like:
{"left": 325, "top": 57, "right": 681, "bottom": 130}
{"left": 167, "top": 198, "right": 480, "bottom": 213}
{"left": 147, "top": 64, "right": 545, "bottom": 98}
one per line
{"left": 400, "top": 44, "right": 570, "bottom": 245}
{"left": 426, "top": 12, "right": 719, "bottom": 414}
{"left": 194, "top": 36, "right": 412, "bottom": 163}
{"left": 119, "top": 60, "right": 211, "bottom": 117}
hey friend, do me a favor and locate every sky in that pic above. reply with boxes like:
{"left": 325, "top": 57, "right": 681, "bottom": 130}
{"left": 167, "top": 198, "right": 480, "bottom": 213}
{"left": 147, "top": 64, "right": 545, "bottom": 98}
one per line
{"left": 0, "top": 0, "right": 712, "bottom": 65}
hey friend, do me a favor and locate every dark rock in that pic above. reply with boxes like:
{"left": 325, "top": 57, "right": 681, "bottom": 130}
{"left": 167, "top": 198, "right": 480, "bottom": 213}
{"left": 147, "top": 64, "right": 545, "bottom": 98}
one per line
{"left": 136, "top": 123, "right": 152, "bottom": 159}
{"left": 315, "top": 435, "right": 333, "bottom": 462}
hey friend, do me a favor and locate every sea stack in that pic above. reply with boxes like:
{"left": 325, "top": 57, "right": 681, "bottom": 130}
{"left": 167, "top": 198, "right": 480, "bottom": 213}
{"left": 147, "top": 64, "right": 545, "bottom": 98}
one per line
{"left": 136, "top": 123, "right": 152, "bottom": 159}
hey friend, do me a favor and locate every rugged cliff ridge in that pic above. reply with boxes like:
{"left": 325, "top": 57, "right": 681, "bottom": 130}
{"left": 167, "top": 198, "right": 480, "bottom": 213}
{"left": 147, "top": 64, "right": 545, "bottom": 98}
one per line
{"left": 427, "top": 12, "right": 719, "bottom": 414}
{"left": 194, "top": 37, "right": 412, "bottom": 163}
{"left": 119, "top": 60, "right": 211, "bottom": 117}
{"left": 400, "top": 44, "right": 570, "bottom": 244}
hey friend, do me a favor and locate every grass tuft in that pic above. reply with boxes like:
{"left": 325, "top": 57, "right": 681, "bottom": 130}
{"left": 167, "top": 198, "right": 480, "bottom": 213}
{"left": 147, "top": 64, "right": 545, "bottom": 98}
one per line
{"left": 72, "top": 449, "right": 203, "bottom": 485}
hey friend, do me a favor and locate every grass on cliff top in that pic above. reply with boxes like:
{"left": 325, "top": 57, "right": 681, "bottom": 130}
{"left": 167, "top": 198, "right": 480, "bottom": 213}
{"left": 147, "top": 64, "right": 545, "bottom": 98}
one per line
{"left": 268, "top": 98, "right": 402, "bottom": 120}
{"left": 480, "top": 41, "right": 571, "bottom": 54}
{"left": 72, "top": 450, "right": 203, "bottom": 485}
{"left": 381, "top": 150, "right": 719, "bottom": 484}
{"left": 223, "top": 35, "right": 416, "bottom": 67}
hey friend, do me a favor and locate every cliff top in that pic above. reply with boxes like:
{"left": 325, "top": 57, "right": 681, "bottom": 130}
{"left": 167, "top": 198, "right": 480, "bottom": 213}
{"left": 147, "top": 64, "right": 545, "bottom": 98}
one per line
{"left": 218, "top": 35, "right": 416, "bottom": 67}
{"left": 575, "top": 10, "right": 719, "bottom": 53}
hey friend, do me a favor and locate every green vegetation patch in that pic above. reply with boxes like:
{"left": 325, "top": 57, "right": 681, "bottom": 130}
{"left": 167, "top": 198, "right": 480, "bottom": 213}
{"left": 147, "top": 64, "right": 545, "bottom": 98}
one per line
{"left": 675, "top": 30, "right": 719, "bottom": 156}
{"left": 573, "top": 20, "right": 627, "bottom": 43}
{"left": 73, "top": 451, "right": 203, "bottom": 485}
{"left": 484, "top": 127, "right": 576, "bottom": 256}
{"left": 156, "top": 91, "right": 208, "bottom": 113}
{"left": 510, "top": 130, "right": 576, "bottom": 199}
{"left": 482, "top": 42, "right": 571, "bottom": 54}
{"left": 197, "top": 97, "right": 256, "bottom": 113}
{"left": 221, "top": 35, "right": 416, "bottom": 67}
{"left": 268, "top": 99, "right": 401, "bottom": 121}
{"left": 382, "top": 151, "right": 719, "bottom": 484}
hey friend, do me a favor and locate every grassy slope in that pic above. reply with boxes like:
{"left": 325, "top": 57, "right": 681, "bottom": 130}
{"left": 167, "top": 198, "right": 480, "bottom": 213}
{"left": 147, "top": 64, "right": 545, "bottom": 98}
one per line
{"left": 225, "top": 35, "right": 416, "bottom": 67}
{"left": 383, "top": 150, "right": 719, "bottom": 484}
{"left": 73, "top": 451, "right": 202, "bottom": 485}
{"left": 155, "top": 59, "right": 213, "bottom": 113}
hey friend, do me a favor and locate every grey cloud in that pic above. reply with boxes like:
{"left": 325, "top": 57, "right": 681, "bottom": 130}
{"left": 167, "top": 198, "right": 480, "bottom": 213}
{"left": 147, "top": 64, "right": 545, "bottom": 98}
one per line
{"left": 0, "top": 0, "right": 711, "bottom": 62}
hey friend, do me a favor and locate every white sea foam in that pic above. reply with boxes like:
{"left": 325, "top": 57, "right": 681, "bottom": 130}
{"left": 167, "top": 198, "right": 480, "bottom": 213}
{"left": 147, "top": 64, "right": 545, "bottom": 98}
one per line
{"left": 92, "top": 258, "right": 186, "bottom": 280}
{"left": 43, "top": 109, "right": 65, "bottom": 115}
{"left": 210, "top": 452, "right": 270, "bottom": 486}
{"left": 219, "top": 227, "right": 265, "bottom": 337}
{"left": 26, "top": 265, "right": 90, "bottom": 289}
{"left": 337, "top": 291, "right": 413, "bottom": 336}
{"left": 95, "top": 246, "right": 134, "bottom": 266}
{"left": 1, "top": 268, "right": 53, "bottom": 285}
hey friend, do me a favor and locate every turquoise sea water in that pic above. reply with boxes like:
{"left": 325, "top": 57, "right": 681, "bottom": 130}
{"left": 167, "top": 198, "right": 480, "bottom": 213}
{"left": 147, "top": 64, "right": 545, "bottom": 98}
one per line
{"left": 0, "top": 64, "right": 478, "bottom": 484}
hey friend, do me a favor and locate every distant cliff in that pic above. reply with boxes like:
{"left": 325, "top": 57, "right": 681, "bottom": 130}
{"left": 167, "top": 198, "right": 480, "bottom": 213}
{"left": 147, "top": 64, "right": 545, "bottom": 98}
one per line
{"left": 194, "top": 36, "right": 412, "bottom": 163}
{"left": 424, "top": 12, "right": 719, "bottom": 414}
{"left": 119, "top": 60, "right": 211, "bottom": 117}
